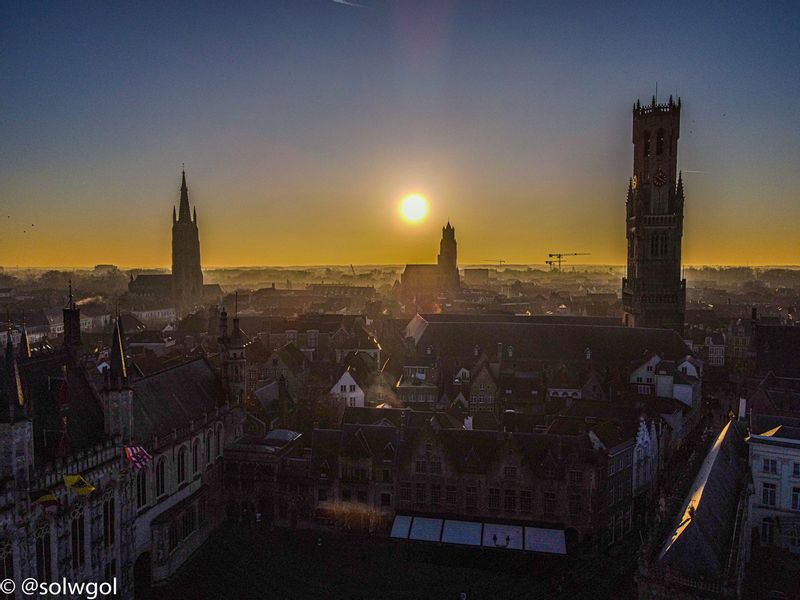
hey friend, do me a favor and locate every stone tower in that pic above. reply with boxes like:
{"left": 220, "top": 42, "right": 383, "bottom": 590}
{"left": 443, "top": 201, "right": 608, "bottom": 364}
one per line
{"left": 172, "top": 169, "right": 203, "bottom": 316}
{"left": 437, "top": 221, "right": 460, "bottom": 292}
{"left": 622, "top": 96, "right": 686, "bottom": 333}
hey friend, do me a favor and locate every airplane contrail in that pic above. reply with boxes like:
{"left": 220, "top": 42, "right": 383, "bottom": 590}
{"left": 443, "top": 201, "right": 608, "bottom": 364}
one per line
{"left": 331, "top": 0, "right": 366, "bottom": 8}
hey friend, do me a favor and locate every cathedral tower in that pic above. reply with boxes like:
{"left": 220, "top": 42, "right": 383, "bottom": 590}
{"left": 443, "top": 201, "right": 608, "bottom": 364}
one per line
{"left": 172, "top": 169, "right": 203, "bottom": 316}
{"left": 437, "top": 221, "right": 460, "bottom": 292}
{"left": 622, "top": 96, "right": 686, "bottom": 333}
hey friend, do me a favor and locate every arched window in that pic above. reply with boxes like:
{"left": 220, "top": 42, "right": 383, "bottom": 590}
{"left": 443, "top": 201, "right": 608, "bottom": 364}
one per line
{"left": 192, "top": 439, "right": 199, "bottom": 474}
{"left": 136, "top": 469, "right": 148, "bottom": 508}
{"left": 643, "top": 131, "right": 651, "bottom": 157}
{"left": 156, "top": 457, "right": 166, "bottom": 497}
{"left": 656, "top": 129, "right": 665, "bottom": 155}
{"left": 177, "top": 446, "right": 187, "bottom": 484}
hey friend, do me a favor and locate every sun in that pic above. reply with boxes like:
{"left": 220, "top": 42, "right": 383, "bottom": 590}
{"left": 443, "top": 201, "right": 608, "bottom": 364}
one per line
{"left": 400, "top": 194, "right": 428, "bottom": 223}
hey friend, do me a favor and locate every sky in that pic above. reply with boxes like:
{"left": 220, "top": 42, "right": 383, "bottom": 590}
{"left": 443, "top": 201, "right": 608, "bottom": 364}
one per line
{"left": 1, "top": 0, "right": 799, "bottom": 268}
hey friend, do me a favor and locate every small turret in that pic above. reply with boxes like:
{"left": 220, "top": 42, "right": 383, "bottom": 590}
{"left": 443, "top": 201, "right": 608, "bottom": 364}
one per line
{"left": 2, "top": 321, "right": 25, "bottom": 422}
{"left": 62, "top": 280, "right": 82, "bottom": 349}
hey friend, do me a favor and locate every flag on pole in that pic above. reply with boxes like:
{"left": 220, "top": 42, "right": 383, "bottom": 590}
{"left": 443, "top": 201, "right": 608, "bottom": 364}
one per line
{"left": 125, "top": 446, "right": 153, "bottom": 471}
{"left": 63, "top": 474, "right": 95, "bottom": 495}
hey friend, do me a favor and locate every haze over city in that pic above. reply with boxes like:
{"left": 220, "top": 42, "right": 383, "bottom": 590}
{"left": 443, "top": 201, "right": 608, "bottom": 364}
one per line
{"left": 2, "top": 1, "right": 799, "bottom": 268}
{"left": 1, "top": 3, "right": 799, "bottom": 600}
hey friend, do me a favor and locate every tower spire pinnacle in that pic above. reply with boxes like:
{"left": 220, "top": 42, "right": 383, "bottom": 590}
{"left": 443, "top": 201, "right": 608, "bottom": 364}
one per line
{"left": 177, "top": 168, "right": 192, "bottom": 223}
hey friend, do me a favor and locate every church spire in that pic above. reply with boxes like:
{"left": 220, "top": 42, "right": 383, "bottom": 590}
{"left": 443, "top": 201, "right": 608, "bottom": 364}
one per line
{"left": 177, "top": 168, "right": 192, "bottom": 223}
{"left": 108, "top": 314, "right": 128, "bottom": 390}
{"left": 18, "top": 313, "right": 30, "bottom": 360}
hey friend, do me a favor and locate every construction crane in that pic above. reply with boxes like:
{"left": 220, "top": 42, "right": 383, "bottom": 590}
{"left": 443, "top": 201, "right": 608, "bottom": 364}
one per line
{"left": 481, "top": 259, "right": 506, "bottom": 268}
{"left": 546, "top": 252, "right": 591, "bottom": 272}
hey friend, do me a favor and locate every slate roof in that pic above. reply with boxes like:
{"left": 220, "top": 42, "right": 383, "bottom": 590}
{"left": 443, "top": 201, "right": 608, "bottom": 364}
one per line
{"left": 414, "top": 320, "right": 690, "bottom": 364}
{"left": 131, "top": 357, "right": 226, "bottom": 443}
{"left": 19, "top": 349, "right": 107, "bottom": 462}
{"left": 753, "top": 324, "right": 800, "bottom": 377}
{"left": 657, "top": 420, "right": 746, "bottom": 581}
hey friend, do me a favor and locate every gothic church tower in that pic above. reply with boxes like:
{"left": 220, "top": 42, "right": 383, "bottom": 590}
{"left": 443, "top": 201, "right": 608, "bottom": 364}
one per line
{"left": 437, "top": 221, "right": 460, "bottom": 292}
{"left": 172, "top": 170, "right": 203, "bottom": 315}
{"left": 622, "top": 96, "right": 686, "bottom": 333}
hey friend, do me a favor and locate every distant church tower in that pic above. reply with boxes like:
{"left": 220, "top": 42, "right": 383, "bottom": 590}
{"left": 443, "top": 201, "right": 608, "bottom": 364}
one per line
{"left": 622, "top": 96, "right": 686, "bottom": 333}
{"left": 172, "top": 169, "right": 203, "bottom": 315}
{"left": 437, "top": 222, "right": 460, "bottom": 291}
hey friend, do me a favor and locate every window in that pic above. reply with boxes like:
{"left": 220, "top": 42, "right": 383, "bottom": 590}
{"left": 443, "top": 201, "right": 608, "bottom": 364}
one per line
{"left": 504, "top": 489, "right": 516, "bottom": 512}
{"left": 761, "top": 518, "right": 774, "bottom": 545}
{"left": 340, "top": 385, "right": 346, "bottom": 393}
{"left": 381, "top": 493, "right": 391, "bottom": 507}
{"left": 181, "top": 509, "right": 195, "bottom": 538}
{"left": 503, "top": 466, "right": 517, "bottom": 479}
{"left": 103, "top": 497, "right": 115, "bottom": 548}
{"left": 792, "top": 487, "right": 800, "bottom": 511}
{"left": 156, "top": 457, "right": 166, "bottom": 498}
{"left": 569, "top": 470, "right": 582, "bottom": 485}
{"left": 136, "top": 470, "right": 148, "bottom": 508}
{"left": 399, "top": 482, "right": 411, "bottom": 504}
{"left": 656, "top": 129, "right": 665, "bottom": 155}
{"left": 793, "top": 462, "right": 800, "bottom": 478}
{"left": 488, "top": 488, "right": 500, "bottom": 509}
{"left": 643, "top": 131, "right": 651, "bottom": 157}
{"left": 543, "top": 491, "right": 556, "bottom": 514}
{"left": 415, "top": 460, "right": 427, "bottom": 474}
{"left": 789, "top": 526, "right": 800, "bottom": 548}
{"left": 382, "top": 469, "right": 392, "bottom": 483}
{"left": 177, "top": 446, "right": 187, "bottom": 484}
{"left": 569, "top": 494, "right": 582, "bottom": 515}
{"left": 520, "top": 490, "right": 532, "bottom": 513}
{"left": 415, "top": 483, "right": 426, "bottom": 505}
{"left": 71, "top": 512, "right": 85, "bottom": 569}
{"left": 430, "top": 484, "right": 441, "bottom": 507}
{"left": 762, "top": 458, "right": 778, "bottom": 474}
{"left": 465, "top": 486, "right": 478, "bottom": 508}
{"left": 762, "top": 482, "right": 777, "bottom": 507}
{"left": 35, "top": 528, "right": 51, "bottom": 581}
{"left": 430, "top": 461, "right": 442, "bottom": 475}
{"left": 349, "top": 384, "right": 356, "bottom": 393}
{"left": 192, "top": 440, "right": 199, "bottom": 474}
{"left": 445, "top": 485, "right": 457, "bottom": 505}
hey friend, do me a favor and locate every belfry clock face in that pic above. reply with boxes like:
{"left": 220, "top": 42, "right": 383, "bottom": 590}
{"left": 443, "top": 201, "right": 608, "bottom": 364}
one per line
{"left": 653, "top": 170, "right": 667, "bottom": 187}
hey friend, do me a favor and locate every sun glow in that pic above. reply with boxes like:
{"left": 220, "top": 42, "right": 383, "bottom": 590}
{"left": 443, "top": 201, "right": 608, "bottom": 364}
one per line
{"left": 400, "top": 194, "right": 428, "bottom": 223}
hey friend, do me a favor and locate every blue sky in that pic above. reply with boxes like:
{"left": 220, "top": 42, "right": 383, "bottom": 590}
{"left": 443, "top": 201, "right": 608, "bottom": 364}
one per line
{"left": 1, "top": 0, "right": 798, "bottom": 266}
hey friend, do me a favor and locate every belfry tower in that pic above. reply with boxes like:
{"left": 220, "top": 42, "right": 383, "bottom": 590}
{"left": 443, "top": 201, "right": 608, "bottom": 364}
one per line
{"left": 622, "top": 96, "right": 686, "bottom": 333}
{"left": 172, "top": 169, "right": 203, "bottom": 315}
